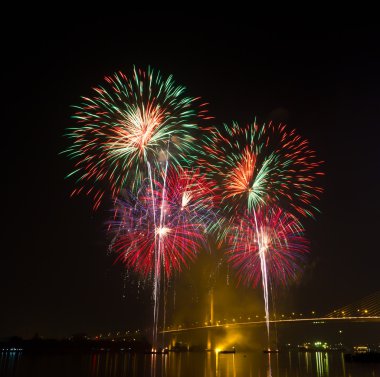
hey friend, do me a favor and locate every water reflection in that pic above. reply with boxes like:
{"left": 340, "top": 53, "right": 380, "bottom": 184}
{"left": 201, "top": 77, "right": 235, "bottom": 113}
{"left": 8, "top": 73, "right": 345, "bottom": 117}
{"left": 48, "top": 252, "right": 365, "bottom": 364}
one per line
{"left": 0, "top": 350, "right": 379, "bottom": 377}
{"left": 315, "top": 352, "right": 329, "bottom": 377}
{"left": 0, "top": 350, "right": 21, "bottom": 376}
{"left": 217, "top": 353, "right": 237, "bottom": 377}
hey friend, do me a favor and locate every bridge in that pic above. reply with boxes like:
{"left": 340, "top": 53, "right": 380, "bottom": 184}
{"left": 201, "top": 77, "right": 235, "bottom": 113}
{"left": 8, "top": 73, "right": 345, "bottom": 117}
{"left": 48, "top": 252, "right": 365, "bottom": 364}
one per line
{"left": 161, "top": 316, "right": 380, "bottom": 334}
{"left": 92, "top": 291, "right": 380, "bottom": 341}
{"left": 161, "top": 291, "right": 380, "bottom": 334}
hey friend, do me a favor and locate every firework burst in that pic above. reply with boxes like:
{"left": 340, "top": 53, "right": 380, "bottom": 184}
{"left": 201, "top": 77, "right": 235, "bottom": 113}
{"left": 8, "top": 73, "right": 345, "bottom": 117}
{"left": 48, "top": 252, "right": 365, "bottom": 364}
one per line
{"left": 199, "top": 121, "right": 324, "bottom": 219}
{"left": 227, "top": 206, "right": 309, "bottom": 287}
{"left": 63, "top": 67, "right": 211, "bottom": 209}
{"left": 109, "top": 168, "right": 218, "bottom": 279}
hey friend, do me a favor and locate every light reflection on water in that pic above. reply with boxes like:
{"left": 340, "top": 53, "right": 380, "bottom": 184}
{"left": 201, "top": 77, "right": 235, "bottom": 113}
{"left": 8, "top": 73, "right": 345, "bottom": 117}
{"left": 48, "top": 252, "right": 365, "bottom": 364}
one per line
{"left": 1, "top": 350, "right": 379, "bottom": 377}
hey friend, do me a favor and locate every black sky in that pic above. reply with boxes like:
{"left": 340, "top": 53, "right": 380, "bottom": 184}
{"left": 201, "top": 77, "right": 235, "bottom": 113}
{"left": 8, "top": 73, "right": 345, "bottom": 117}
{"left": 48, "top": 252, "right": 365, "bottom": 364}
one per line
{"left": 2, "top": 14, "right": 379, "bottom": 338}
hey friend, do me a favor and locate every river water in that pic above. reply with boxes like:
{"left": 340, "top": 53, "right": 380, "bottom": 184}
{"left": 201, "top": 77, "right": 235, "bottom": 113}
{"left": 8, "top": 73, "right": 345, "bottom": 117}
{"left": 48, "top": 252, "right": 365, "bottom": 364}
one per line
{"left": 1, "top": 350, "right": 379, "bottom": 377}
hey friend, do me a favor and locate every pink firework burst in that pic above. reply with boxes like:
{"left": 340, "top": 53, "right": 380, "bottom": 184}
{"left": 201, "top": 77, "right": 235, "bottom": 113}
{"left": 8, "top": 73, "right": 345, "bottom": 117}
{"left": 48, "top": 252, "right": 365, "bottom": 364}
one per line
{"left": 227, "top": 206, "right": 309, "bottom": 287}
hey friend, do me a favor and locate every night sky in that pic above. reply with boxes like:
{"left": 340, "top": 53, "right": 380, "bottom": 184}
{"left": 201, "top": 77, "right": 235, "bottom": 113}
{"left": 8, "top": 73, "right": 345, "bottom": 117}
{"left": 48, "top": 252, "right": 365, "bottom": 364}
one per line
{"left": 2, "top": 14, "right": 379, "bottom": 339}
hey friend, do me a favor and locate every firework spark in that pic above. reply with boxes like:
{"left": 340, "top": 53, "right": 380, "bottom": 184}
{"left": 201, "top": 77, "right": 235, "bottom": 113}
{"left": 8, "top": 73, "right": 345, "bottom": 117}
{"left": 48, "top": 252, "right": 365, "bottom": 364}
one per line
{"left": 63, "top": 67, "right": 211, "bottom": 209}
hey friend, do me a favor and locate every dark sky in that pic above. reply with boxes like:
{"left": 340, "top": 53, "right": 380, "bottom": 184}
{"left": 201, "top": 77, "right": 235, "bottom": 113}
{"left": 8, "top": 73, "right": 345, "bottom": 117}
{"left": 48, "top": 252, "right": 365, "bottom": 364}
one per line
{"left": 2, "top": 14, "right": 379, "bottom": 339}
